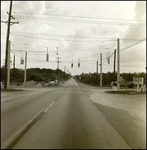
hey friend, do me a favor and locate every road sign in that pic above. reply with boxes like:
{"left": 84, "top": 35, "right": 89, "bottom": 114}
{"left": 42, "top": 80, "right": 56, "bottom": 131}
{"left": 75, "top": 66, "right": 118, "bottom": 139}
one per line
{"left": 133, "top": 77, "right": 143, "bottom": 85}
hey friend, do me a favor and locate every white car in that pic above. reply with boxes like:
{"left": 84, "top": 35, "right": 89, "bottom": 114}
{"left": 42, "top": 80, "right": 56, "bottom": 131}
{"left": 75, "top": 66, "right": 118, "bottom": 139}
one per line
{"left": 49, "top": 81, "right": 56, "bottom": 86}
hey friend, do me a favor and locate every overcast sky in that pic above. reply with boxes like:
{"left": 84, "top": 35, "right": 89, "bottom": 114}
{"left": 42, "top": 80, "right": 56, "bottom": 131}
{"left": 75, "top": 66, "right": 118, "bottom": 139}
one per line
{"left": 1, "top": 1, "right": 146, "bottom": 75}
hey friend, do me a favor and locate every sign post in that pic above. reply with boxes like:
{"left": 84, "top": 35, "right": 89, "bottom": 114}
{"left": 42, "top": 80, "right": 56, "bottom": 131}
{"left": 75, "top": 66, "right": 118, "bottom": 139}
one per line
{"left": 133, "top": 77, "right": 143, "bottom": 93}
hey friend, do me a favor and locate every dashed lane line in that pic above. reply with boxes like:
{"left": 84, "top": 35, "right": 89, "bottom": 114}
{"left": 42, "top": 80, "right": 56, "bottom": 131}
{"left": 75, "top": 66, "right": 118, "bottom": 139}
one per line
{"left": 43, "top": 101, "right": 55, "bottom": 113}
{"left": 1, "top": 91, "right": 62, "bottom": 149}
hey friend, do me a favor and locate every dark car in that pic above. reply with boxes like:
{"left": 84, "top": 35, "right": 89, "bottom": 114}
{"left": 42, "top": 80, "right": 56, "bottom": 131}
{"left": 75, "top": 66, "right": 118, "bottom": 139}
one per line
{"left": 128, "top": 83, "right": 134, "bottom": 88}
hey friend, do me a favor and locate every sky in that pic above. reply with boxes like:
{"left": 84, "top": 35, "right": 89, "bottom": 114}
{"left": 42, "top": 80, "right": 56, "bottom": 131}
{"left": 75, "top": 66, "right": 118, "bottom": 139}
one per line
{"left": 1, "top": 1, "right": 146, "bottom": 76}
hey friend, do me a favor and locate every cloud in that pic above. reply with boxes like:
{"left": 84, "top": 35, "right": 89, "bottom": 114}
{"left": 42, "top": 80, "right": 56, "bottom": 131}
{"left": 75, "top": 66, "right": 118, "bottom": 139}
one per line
{"left": 1, "top": 1, "right": 146, "bottom": 74}
{"left": 120, "top": 1, "right": 146, "bottom": 65}
{"left": 134, "top": 1, "right": 146, "bottom": 19}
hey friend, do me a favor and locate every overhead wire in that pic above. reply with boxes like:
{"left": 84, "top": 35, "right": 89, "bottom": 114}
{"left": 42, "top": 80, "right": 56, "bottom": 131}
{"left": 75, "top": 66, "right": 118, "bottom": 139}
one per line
{"left": 32, "top": 2, "right": 56, "bottom": 51}
{"left": 120, "top": 38, "right": 146, "bottom": 51}
{"left": 24, "top": 1, "right": 48, "bottom": 48}
{"left": 12, "top": 11, "right": 145, "bottom": 22}
{"left": 10, "top": 33, "right": 116, "bottom": 42}
{"left": 13, "top": 11, "right": 145, "bottom": 27}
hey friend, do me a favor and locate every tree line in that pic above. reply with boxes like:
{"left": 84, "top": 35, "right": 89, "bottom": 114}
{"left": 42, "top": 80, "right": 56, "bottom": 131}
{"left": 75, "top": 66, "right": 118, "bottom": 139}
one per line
{"left": 75, "top": 72, "right": 146, "bottom": 86}
{"left": 1, "top": 66, "right": 71, "bottom": 85}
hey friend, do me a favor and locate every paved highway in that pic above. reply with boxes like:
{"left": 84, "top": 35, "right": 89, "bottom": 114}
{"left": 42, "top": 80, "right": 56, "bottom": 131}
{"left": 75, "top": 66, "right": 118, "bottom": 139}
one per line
{"left": 1, "top": 78, "right": 145, "bottom": 149}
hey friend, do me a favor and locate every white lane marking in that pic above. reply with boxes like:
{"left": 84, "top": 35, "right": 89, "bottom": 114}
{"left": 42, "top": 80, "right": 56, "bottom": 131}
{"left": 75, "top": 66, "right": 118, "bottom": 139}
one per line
{"left": 43, "top": 101, "right": 55, "bottom": 112}
{"left": 1, "top": 91, "right": 62, "bottom": 149}
{"left": 61, "top": 91, "right": 83, "bottom": 93}
{"left": 49, "top": 100, "right": 55, "bottom": 107}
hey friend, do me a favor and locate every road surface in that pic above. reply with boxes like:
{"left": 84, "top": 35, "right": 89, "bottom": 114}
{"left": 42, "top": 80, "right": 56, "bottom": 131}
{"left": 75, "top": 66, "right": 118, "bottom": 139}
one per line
{"left": 1, "top": 78, "right": 146, "bottom": 149}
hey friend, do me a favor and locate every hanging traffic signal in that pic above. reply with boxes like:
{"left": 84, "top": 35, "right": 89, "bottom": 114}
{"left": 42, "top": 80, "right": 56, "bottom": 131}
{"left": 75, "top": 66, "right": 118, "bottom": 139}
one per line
{"left": 78, "top": 58, "right": 80, "bottom": 68}
{"left": 78, "top": 63, "right": 80, "bottom": 67}
{"left": 20, "top": 58, "right": 24, "bottom": 64}
{"left": 20, "top": 53, "right": 24, "bottom": 64}
{"left": 71, "top": 63, "right": 73, "bottom": 68}
{"left": 108, "top": 58, "right": 110, "bottom": 64}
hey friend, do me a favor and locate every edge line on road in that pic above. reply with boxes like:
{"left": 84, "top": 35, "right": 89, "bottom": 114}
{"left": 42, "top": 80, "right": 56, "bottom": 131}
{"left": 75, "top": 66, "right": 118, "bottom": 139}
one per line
{"left": 43, "top": 101, "right": 55, "bottom": 112}
{"left": 1, "top": 91, "right": 62, "bottom": 149}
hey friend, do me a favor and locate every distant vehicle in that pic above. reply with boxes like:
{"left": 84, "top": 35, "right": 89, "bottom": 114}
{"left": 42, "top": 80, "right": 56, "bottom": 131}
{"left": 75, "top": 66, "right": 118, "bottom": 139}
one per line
{"left": 49, "top": 81, "right": 56, "bottom": 86}
{"left": 111, "top": 81, "right": 136, "bottom": 88}
{"left": 110, "top": 81, "right": 117, "bottom": 86}
{"left": 128, "top": 83, "right": 134, "bottom": 88}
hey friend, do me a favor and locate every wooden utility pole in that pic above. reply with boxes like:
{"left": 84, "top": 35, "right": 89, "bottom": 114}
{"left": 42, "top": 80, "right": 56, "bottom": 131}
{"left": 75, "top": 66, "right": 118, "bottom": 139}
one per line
{"left": 100, "top": 53, "right": 102, "bottom": 87}
{"left": 57, "top": 56, "right": 61, "bottom": 69}
{"left": 7, "top": 41, "right": 11, "bottom": 88}
{"left": 57, "top": 47, "right": 58, "bottom": 55}
{"left": 64, "top": 66, "right": 66, "bottom": 72}
{"left": 4, "top": 1, "right": 12, "bottom": 89}
{"left": 117, "top": 38, "right": 120, "bottom": 91}
{"left": 46, "top": 47, "right": 49, "bottom": 61}
{"left": 13, "top": 54, "right": 15, "bottom": 83}
{"left": 113, "top": 49, "right": 116, "bottom": 86}
{"left": 13, "top": 54, "right": 15, "bottom": 69}
{"left": 57, "top": 56, "right": 61, "bottom": 83}
{"left": 96, "top": 60, "right": 98, "bottom": 74}
{"left": 24, "top": 52, "right": 27, "bottom": 84}
{"left": 2, "top": 1, "right": 19, "bottom": 89}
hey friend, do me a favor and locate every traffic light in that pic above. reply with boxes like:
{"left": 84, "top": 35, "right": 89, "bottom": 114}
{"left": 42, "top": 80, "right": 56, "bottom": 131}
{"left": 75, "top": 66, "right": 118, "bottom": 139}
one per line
{"left": 71, "top": 63, "right": 73, "bottom": 68}
{"left": 78, "top": 63, "right": 80, "bottom": 67}
{"left": 20, "top": 58, "right": 24, "bottom": 64}
{"left": 108, "top": 58, "right": 110, "bottom": 64}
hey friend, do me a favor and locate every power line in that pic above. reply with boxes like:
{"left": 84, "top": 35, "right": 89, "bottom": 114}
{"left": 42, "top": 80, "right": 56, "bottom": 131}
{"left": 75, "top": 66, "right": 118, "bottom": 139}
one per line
{"left": 15, "top": 16, "right": 145, "bottom": 27}
{"left": 120, "top": 38, "right": 146, "bottom": 51}
{"left": 6, "top": 31, "right": 144, "bottom": 41}
{"left": 10, "top": 33, "right": 116, "bottom": 42}
{"left": 31, "top": 1, "right": 55, "bottom": 50}
{"left": 12, "top": 11, "right": 145, "bottom": 22}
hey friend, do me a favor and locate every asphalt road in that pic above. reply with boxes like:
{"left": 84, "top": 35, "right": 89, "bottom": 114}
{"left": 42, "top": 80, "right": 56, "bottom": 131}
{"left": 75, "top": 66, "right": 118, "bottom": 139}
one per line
{"left": 1, "top": 78, "right": 145, "bottom": 149}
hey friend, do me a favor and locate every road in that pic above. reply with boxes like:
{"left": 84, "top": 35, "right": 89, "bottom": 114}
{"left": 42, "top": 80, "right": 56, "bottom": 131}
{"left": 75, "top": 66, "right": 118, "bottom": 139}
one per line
{"left": 1, "top": 78, "right": 146, "bottom": 149}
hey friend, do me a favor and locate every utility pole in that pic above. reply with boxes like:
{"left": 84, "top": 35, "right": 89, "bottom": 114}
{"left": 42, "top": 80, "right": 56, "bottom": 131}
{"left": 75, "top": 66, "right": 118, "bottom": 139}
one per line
{"left": 56, "top": 56, "right": 61, "bottom": 82}
{"left": 13, "top": 54, "right": 15, "bottom": 69}
{"left": 46, "top": 47, "right": 49, "bottom": 61}
{"left": 57, "top": 56, "right": 61, "bottom": 69}
{"left": 96, "top": 60, "right": 98, "bottom": 74}
{"left": 24, "top": 52, "right": 27, "bottom": 84}
{"left": 100, "top": 53, "right": 102, "bottom": 86}
{"left": 2, "top": 1, "right": 19, "bottom": 89}
{"left": 117, "top": 38, "right": 120, "bottom": 91}
{"left": 64, "top": 66, "right": 66, "bottom": 72}
{"left": 96, "top": 60, "right": 99, "bottom": 86}
{"left": 7, "top": 41, "right": 11, "bottom": 88}
{"left": 113, "top": 49, "right": 116, "bottom": 86}
{"left": 4, "top": 1, "right": 12, "bottom": 89}
{"left": 13, "top": 54, "right": 15, "bottom": 83}
{"left": 57, "top": 47, "right": 58, "bottom": 55}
